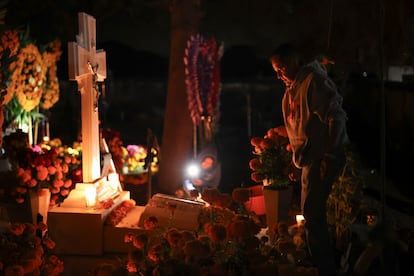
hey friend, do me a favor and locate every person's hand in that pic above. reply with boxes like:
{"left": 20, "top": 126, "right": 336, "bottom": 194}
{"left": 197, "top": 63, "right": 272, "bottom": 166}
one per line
{"left": 192, "top": 179, "right": 203, "bottom": 186}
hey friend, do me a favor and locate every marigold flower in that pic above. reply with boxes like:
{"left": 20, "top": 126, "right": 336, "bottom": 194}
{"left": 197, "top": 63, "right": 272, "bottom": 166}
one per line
{"left": 53, "top": 179, "right": 64, "bottom": 188}
{"left": 249, "top": 158, "right": 261, "bottom": 170}
{"left": 4, "top": 265, "right": 25, "bottom": 276}
{"left": 60, "top": 189, "right": 69, "bottom": 196}
{"left": 250, "top": 136, "right": 263, "bottom": 147}
{"left": 126, "top": 261, "right": 138, "bottom": 272}
{"left": 8, "top": 223, "right": 25, "bottom": 236}
{"left": 143, "top": 216, "right": 158, "bottom": 230}
{"left": 23, "top": 223, "right": 37, "bottom": 236}
{"left": 15, "top": 186, "right": 28, "bottom": 194}
{"left": 207, "top": 223, "right": 227, "bottom": 243}
{"left": 37, "top": 222, "right": 48, "bottom": 232}
{"left": 27, "top": 178, "right": 37, "bottom": 188}
{"left": 43, "top": 237, "right": 56, "bottom": 249}
{"left": 21, "top": 169, "right": 32, "bottom": 183}
{"left": 232, "top": 188, "right": 250, "bottom": 203}
{"left": 251, "top": 172, "right": 264, "bottom": 183}
{"left": 183, "top": 239, "right": 210, "bottom": 259}
{"left": 61, "top": 163, "right": 69, "bottom": 173}
{"left": 55, "top": 171, "right": 63, "bottom": 180}
{"left": 47, "top": 165, "right": 57, "bottom": 175}
{"left": 50, "top": 187, "right": 60, "bottom": 194}
{"left": 64, "top": 156, "right": 71, "bottom": 164}
{"left": 165, "top": 228, "right": 183, "bottom": 247}
{"left": 124, "top": 233, "right": 135, "bottom": 243}
{"left": 36, "top": 166, "right": 48, "bottom": 181}
{"left": 63, "top": 179, "right": 72, "bottom": 188}
{"left": 132, "top": 233, "right": 148, "bottom": 250}
{"left": 260, "top": 137, "right": 275, "bottom": 150}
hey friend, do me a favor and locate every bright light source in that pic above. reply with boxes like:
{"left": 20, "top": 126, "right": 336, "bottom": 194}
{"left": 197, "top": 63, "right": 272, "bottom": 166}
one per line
{"left": 296, "top": 214, "right": 305, "bottom": 226}
{"left": 85, "top": 186, "right": 97, "bottom": 208}
{"left": 186, "top": 163, "right": 200, "bottom": 178}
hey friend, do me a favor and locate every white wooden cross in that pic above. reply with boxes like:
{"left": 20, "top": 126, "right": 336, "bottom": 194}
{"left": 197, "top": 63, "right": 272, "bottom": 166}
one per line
{"left": 68, "top": 12, "right": 106, "bottom": 183}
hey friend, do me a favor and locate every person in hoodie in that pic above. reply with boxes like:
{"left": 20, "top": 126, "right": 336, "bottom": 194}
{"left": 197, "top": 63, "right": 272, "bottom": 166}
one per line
{"left": 183, "top": 143, "right": 221, "bottom": 195}
{"left": 270, "top": 43, "right": 349, "bottom": 276}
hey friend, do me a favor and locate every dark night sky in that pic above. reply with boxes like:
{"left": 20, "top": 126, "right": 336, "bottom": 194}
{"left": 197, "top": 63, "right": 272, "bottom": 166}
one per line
{"left": 2, "top": 0, "right": 414, "bottom": 197}
{"left": 4, "top": 0, "right": 413, "bottom": 79}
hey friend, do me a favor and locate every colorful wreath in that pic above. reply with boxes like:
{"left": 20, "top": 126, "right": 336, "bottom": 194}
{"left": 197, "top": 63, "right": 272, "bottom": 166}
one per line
{"left": 7, "top": 43, "right": 46, "bottom": 112}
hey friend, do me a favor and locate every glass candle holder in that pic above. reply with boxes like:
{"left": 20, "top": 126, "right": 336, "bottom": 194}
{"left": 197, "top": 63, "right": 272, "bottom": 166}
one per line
{"left": 85, "top": 186, "right": 97, "bottom": 208}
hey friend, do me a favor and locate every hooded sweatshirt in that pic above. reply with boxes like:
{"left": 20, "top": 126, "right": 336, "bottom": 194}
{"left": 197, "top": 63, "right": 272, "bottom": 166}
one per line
{"left": 282, "top": 60, "right": 349, "bottom": 168}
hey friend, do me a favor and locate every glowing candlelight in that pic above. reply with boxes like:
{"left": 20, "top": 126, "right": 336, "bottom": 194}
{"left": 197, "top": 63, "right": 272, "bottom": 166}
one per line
{"left": 85, "top": 186, "right": 97, "bottom": 208}
{"left": 296, "top": 214, "right": 305, "bottom": 227}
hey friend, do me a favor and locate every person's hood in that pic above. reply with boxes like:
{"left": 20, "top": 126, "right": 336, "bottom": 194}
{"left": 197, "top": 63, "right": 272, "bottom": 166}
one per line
{"left": 296, "top": 59, "right": 328, "bottom": 83}
{"left": 196, "top": 143, "right": 219, "bottom": 164}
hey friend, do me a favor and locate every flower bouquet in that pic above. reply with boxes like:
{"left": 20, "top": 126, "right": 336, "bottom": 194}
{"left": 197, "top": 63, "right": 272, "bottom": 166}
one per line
{"left": 249, "top": 126, "right": 293, "bottom": 190}
{"left": 1, "top": 132, "right": 82, "bottom": 207}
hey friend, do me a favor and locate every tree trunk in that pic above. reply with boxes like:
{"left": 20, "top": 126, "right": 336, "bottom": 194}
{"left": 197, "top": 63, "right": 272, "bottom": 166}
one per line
{"left": 156, "top": 0, "right": 203, "bottom": 195}
{"left": 0, "top": 105, "right": 3, "bottom": 148}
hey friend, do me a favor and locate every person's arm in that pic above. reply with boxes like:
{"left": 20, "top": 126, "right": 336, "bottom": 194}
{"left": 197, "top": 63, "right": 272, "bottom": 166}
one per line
{"left": 310, "top": 73, "right": 349, "bottom": 156}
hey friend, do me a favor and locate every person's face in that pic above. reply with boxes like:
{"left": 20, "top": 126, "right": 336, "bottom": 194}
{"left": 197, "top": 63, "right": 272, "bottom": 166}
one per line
{"left": 271, "top": 56, "right": 299, "bottom": 87}
{"left": 201, "top": 156, "right": 214, "bottom": 169}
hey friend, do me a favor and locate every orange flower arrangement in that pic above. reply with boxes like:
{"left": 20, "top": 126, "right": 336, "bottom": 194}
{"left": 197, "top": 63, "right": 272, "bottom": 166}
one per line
{"left": 13, "top": 141, "right": 81, "bottom": 206}
{"left": 0, "top": 29, "right": 19, "bottom": 104}
{"left": 1, "top": 132, "right": 82, "bottom": 206}
{"left": 41, "top": 39, "right": 62, "bottom": 110}
{"left": 249, "top": 126, "right": 293, "bottom": 190}
{"left": 115, "top": 188, "right": 312, "bottom": 275}
{"left": 0, "top": 222, "right": 64, "bottom": 275}
{"left": 8, "top": 43, "right": 46, "bottom": 112}
{"left": 0, "top": 28, "right": 62, "bottom": 137}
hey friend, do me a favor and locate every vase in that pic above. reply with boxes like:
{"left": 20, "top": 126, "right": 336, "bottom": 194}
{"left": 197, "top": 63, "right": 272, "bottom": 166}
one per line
{"left": 29, "top": 188, "right": 51, "bottom": 224}
{"left": 263, "top": 179, "right": 292, "bottom": 242}
{"left": 244, "top": 185, "right": 265, "bottom": 215}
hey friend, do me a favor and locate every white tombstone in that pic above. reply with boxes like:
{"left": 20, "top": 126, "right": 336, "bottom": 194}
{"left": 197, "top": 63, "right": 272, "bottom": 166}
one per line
{"left": 68, "top": 12, "right": 106, "bottom": 183}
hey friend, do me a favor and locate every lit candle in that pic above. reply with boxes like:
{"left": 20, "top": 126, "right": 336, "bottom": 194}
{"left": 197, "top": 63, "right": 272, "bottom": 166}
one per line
{"left": 85, "top": 186, "right": 97, "bottom": 208}
{"left": 296, "top": 214, "right": 305, "bottom": 227}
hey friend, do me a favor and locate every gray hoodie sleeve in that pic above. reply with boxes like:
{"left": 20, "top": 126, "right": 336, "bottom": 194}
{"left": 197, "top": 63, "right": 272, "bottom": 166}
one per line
{"left": 309, "top": 68, "right": 349, "bottom": 157}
